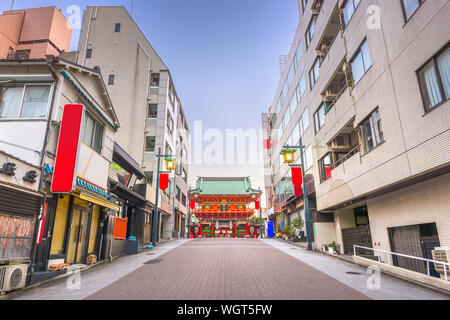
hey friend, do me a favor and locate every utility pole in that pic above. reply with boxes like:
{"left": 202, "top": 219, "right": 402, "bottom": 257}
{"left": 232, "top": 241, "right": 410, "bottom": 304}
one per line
{"left": 10, "top": 0, "right": 14, "bottom": 10}
{"left": 281, "top": 138, "right": 313, "bottom": 251}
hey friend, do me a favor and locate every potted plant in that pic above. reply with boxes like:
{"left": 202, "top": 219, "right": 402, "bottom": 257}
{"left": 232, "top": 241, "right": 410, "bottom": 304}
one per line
{"left": 291, "top": 216, "right": 305, "bottom": 242}
{"left": 326, "top": 241, "right": 338, "bottom": 254}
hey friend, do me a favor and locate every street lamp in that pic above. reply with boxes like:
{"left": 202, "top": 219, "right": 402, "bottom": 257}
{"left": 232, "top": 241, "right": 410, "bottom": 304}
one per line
{"left": 281, "top": 138, "right": 313, "bottom": 251}
{"left": 152, "top": 148, "right": 176, "bottom": 247}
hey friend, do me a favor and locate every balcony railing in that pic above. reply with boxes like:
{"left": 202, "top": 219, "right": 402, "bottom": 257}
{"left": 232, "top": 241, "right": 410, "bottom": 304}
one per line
{"left": 6, "top": 51, "right": 30, "bottom": 60}
{"left": 330, "top": 145, "right": 360, "bottom": 170}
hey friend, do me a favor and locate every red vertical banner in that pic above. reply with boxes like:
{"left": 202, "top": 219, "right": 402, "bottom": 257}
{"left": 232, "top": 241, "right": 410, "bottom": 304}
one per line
{"left": 51, "top": 104, "right": 84, "bottom": 193}
{"left": 254, "top": 200, "right": 260, "bottom": 210}
{"left": 263, "top": 139, "right": 270, "bottom": 149}
{"left": 159, "top": 173, "right": 169, "bottom": 191}
{"left": 291, "top": 166, "right": 303, "bottom": 186}
{"left": 190, "top": 200, "right": 196, "bottom": 210}
{"left": 325, "top": 167, "right": 332, "bottom": 180}
{"left": 37, "top": 203, "right": 48, "bottom": 244}
{"left": 294, "top": 185, "right": 303, "bottom": 197}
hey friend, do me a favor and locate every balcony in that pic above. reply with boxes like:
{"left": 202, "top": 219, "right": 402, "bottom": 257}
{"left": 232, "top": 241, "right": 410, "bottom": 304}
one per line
{"left": 5, "top": 50, "right": 30, "bottom": 61}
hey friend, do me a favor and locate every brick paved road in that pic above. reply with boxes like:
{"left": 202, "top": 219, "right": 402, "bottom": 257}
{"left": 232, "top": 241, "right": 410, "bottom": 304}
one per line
{"left": 86, "top": 238, "right": 369, "bottom": 300}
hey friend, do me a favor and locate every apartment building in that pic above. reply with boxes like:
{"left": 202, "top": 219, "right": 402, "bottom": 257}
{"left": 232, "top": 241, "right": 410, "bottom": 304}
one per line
{"left": 0, "top": 6, "right": 72, "bottom": 60}
{"left": 76, "top": 6, "right": 191, "bottom": 241}
{"left": 263, "top": 0, "right": 449, "bottom": 275}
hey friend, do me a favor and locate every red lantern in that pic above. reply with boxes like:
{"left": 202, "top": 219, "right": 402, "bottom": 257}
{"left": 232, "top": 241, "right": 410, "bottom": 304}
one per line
{"left": 291, "top": 166, "right": 303, "bottom": 186}
{"left": 255, "top": 200, "right": 260, "bottom": 210}
{"left": 159, "top": 173, "right": 169, "bottom": 191}
{"left": 190, "top": 200, "right": 196, "bottom": 210}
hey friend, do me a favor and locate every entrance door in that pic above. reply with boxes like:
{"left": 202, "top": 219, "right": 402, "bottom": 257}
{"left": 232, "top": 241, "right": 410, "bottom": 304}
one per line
{"left": 389, "top": 225, "right": 426, "bottom": 274}
{"left": 66, "top": 206, "right": 91, "bottom": 264}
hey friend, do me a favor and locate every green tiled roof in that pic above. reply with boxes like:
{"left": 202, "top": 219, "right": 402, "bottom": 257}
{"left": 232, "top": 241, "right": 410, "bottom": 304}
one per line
{"left": 193, "top": 177, "right": 260, "bottom": 195}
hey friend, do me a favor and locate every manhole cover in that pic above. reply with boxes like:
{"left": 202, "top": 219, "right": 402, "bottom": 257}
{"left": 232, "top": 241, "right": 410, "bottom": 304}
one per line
{"left": 346, "top": 271, "right": 362, "bottom": 275}
{"left": 144, "top": 258, "right": 163, "bottom": 265}
{"left": 147, "top": 253, "right": 155, "bottom": 255}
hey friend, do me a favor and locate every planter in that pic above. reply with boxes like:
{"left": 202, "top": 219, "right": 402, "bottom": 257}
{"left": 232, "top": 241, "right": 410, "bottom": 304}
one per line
{"left": 328, "top": 247, "right": 335, "bottom": 254}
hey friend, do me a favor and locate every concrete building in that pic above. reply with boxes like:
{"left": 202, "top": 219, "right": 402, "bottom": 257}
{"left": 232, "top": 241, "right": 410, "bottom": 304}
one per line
{"left": 263, "top": 0, "right": 449, "bottom": 276}
{"left": 0, "top": 6, "right": 72, "bottom": 60}
{"left": 75, "top": 6, "right": 191, "bottom": 241}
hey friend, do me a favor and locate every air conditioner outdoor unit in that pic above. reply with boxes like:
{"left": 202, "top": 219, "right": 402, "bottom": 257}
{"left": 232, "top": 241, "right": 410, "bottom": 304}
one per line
{"left": 331, "top": 135, "right": 350, "bottom": 151}
{"left": 0, "top": 263, "right": 29, "bottom": 293}
{"left": 311, "top": 8, "right": 320, "bottom": 15}
{"left": 432, "top": 247, "right": 450, "bottom": 280}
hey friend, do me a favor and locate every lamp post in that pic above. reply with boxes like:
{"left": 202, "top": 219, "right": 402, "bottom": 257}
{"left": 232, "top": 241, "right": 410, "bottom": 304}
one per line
{"left": 187, "top": 190, "right": 192, "bottom": 239}
{"left": 259, "top": 188, "right": 263, "bottom": 239}
{"left": 152, "top": 148, "right": 176, "bottom": 247}
{"left": 281, "top": 138, "right": 313, "bottom": 251}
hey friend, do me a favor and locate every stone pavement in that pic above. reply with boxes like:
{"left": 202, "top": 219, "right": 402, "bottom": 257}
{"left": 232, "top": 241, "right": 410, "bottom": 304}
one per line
{"left": 8, "top": 238, "right": 449, "bottom": 300}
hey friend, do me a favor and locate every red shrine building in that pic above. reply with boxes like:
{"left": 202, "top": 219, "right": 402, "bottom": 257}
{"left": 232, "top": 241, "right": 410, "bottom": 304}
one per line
{"left": 190, "top": 177, "right": 261, "bottom": 238}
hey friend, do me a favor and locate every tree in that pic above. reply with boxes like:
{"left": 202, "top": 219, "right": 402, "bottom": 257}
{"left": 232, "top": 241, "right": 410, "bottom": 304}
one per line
{"left": 291, "top": 216, "right": 304, "bottom": 231}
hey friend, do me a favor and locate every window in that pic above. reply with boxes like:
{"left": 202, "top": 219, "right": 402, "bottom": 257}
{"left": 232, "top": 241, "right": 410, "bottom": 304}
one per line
{"left": 301, "top": 0, "right": 308, "bottom": 14}
{"left": 295, "top": 41, "right": 303, "bottom": 67}
{"left": 401, "top": 0, "right": 425, "bottom": 21}
{"left": 360, "top": 108, "right": 384, "bottom": 154}
{"left": 182, "top": 193, "right": 187, "bottom": 207}
{"left": 0, "top": 85, "right": 51, "bottom": 119}
{"left": 319, "top": 154, "right": 332, "bottom": 183}
{"left": 289, "top": 92, "right": 297, "bottom": 115}
{"left": 275, "top": 98, "right": 281, "bottom": 116}
{"left": 167, "top": 113, "right": 174, "bottom": 135}
{"left": 176, "top": 186, "right": 181, "bottom": 201}
{"left": 282, "top": 112, "right": 290, "bottom": 130}
{"left": 343, "top": 0, "right": 361, "bottom": 25}
{"left": 145, "top": 171, "right": 153, "bottom": 186}
{"left": 301, "top": 107, "right": 310, "bottom": 134}
{"left": 297, "top": 73, "right": 306, "bottom": 101}
{"left": 278, "top": 125, "right": 284, "bottom": 140}
{"left": 305, "top": 145, "right": 313, "bottom": 170}
{"left": 292, "top": 123, "right": 300, "bottom": 146}
{"left": 83, "top": 112, "right": 103, "bottom": 153}
{"left": 148, "top": 104, "right": 158, "bottom": 118}
{"left": 115, "top": 23, "right": 121, "bottom": 32}
{"left": 281, "top": 80, "right": 288, "bottom": 105}
{"left": 351, "top": 39, "right": 372, "bottom": 85}
{"left": 108, "top": 75, "right": 115, "bottom": 85}
{"left": 417, "top": 46, "right": 449, "bottom": 112}
{"left": 151, "top": 73, "right": 160, "bottom": 87}
{"left": 287, "top": 63, "right": 295, "bottom": 87}
{"left": 145, "top": 136, "right": 156, "bottom": 152}
{"left": 309, "top": 58, "right": 320, "bottom": 89}
{"left": 313, "top": 103, "right": 326, "bottom": 134}
{"left": 86, "top": 49, "right": 92, "bottom": 58}
{"left": 305, "top": 15, "right": 317, "bottom": 49}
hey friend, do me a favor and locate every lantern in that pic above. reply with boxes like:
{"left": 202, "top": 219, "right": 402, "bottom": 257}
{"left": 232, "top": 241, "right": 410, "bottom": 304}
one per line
{"left": 281, "top": 149, "right": 296, "bottom": 164}
{"left": 164, "top": 158, "right": 176, "bottom": 171}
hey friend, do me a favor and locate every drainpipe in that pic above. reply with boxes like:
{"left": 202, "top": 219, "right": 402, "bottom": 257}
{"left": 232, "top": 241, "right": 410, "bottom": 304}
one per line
{"left": 28, "top": 55, "right": 60, "bottom": 285}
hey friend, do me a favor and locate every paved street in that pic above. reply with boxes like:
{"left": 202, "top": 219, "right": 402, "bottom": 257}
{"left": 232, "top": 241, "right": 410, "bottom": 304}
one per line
{"left": 8, "top": 239, "right": 449, "bottom": 300}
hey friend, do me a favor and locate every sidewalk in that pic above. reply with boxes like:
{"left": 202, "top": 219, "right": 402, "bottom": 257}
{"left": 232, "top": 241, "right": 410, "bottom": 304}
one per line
{"left": 263, "top": 239, "right": 449, "bottom": 300}
{"left": 4, "top": 239, "right": 190, "bottom": 300}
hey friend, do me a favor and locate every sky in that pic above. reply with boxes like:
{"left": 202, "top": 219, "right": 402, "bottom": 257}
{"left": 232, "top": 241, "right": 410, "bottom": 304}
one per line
{"left": 1, "top": 0, "right": 299, "bottom": 201}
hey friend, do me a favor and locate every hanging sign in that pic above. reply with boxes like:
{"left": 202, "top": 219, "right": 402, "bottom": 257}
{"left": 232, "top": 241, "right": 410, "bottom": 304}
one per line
{"left": 159, "top": 173, "right": 169, "bottom": 191}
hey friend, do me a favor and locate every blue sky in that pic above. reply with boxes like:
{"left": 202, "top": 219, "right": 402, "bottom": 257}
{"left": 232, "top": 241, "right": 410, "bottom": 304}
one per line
{"left": 1, "top": 0, "right": 299, "bottom": 191}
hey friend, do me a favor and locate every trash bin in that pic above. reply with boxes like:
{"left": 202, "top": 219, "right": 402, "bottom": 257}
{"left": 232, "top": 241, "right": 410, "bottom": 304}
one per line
{"left": 125, "top": 236, "right": 138, "bottom": 255}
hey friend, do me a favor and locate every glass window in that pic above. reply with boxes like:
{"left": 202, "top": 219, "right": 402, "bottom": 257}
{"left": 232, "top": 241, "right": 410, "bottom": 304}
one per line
{"left": 83, "top": 113, "right": 103, "bottom": 153}
{"left": 20, "top": 86, "right": 50, "bottom": 118}
{"left": 148, "top": 104, "right": 158, "bottom": 118}
{"left": 283, "top": 111, "right": 290, "bottom": 129}
{"left": 115, "top": 23, "right": 121, "bottom": 32}
{"left": 301, "top": 107, "right": 310, "bottom": 134}
{"left": 145, "top": 136, "right": 156, "bottom": 152}
{"left": 289, "top": 92, "right": 297, "bottom": 115}
{"left": 402, "top": 0, "right": 425, "bottom": 21}
{"left": 351, "top": 39, "right": 372, "bottom": 85}
{"left": 309, "top": 58, "right": 320, "bottom": 89}
{"left": 0, "top": 85, "right": 50, "bottom": 119}
{"left": 151, "top": 73, "right": 160, "bottom": 87}
{"left": 297, "top": 73, "right": 306, "bottom": 101}
{"left": 314, "top": 103, "right": 326, "bottom": 134}
{"left": 288, "top": 63, "right": 295, "bottom": 87}
{"left": 278, "top": 125, "right": 283, "bottom": 140}
{"left": 0, "top": 87, "right": 23, "bottom": 118}
{"left": 86, "top": 49, "right": 92, "bottom": 58}
{"left": 360, "top": 108, "right": 384, "bottom": 154}
{"left": 305, "top": 16, "right": 316, "bottom": 49}
{"left": 319, "top": 154, "right": 332, "bottom": 183}
{"left": 418, "top": 46, "right": 449, "bottom": 111}
{"left": 108, "top": 75, "right": 115, "bottom": 85}
{"left": 292, "top": 123, "right": 300, "bottom": 146}
{"left": 343, "top": 0, "right": 361, "bottom": 25}
{"left": 305, "top": 145, "right": 313, "bottom": 169}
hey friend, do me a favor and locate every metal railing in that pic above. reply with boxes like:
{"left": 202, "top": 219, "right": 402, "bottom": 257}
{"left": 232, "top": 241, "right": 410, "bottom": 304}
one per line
{"left": 330, "top": 145, "right": 360, "bottom": 170}
{"left": 353, "top": 245, "right": 449, "bottom": 281}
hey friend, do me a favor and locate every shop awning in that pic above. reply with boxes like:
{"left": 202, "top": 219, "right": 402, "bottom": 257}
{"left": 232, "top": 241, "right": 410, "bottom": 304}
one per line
{"left": 77, "top": 193, "right": 120, "bottom": 211}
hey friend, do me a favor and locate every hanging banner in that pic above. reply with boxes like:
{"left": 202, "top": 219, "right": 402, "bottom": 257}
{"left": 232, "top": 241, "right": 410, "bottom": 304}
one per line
{"left": 294, "top": 185, "right": 303, "bottom": 197}
{"left": 291, "top": 166, "right": 303, "bottom": 186}
{"left": 254, "top": 200, "right": 260, "bottom": 210}
{"left": 159, "top": 173, "right": 169, "bottom": 191}
{"left": 190, "top": 200, "right": 196, "bottom": 210}
{"left": 51, "top": 104, "right": 84, "bottom": 193}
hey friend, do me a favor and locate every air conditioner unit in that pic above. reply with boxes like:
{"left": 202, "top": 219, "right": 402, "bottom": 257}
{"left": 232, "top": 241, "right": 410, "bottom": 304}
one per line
{"left": 311, "top": 8, "right": 320, "bottom": 15}
{"left": 0, "top": 263, "right": 29, "bottom": 293}
{"left": 432, "top": 247, "right": 450, "bottom": 280}
{"left": 331, "top": 135, "right": 350, "bottom": 151}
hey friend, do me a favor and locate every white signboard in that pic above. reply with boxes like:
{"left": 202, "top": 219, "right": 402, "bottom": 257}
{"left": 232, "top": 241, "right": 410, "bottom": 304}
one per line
{"left": 76, "top": 143, "right": 109, "bottom": 190}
